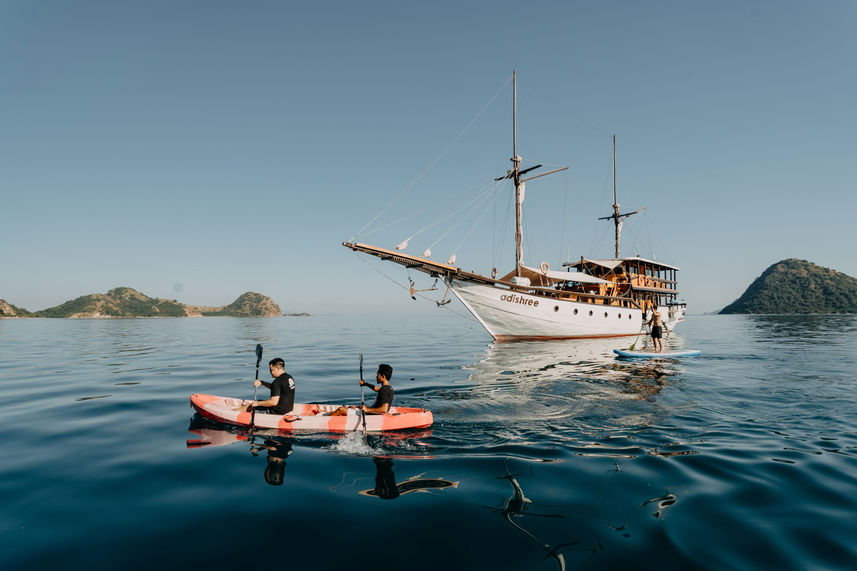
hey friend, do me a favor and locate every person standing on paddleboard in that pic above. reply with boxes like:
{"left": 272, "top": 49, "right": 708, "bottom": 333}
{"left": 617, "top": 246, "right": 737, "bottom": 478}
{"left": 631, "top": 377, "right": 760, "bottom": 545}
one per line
{"left": 329, "top": 363, "right": 394, "bottom": 416}
{"left": 242, "top": 357, "right": 295, "bottom": 415}
{"left": 648, "top": 304, "right": 664, "bottom": 353}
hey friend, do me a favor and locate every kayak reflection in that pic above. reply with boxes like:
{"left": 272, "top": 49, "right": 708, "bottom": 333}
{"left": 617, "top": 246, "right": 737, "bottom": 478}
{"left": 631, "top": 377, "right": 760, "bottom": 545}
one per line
{"left": 186, "top": 418, "right": 248, "bottom": 448}
{"left": 358, "top": 458, "right": 457, "bottom": 500}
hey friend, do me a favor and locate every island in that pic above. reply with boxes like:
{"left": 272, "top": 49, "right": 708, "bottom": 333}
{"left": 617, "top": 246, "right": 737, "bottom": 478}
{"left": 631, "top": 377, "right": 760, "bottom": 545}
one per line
{"left": 720, "top": 259, "right": 857, "bottom": 314}
{"left": 0, "top": 300, "right": 33, "bottom": 318}
{"left": 0, "top": 287, "right": 286, "bottom": 318}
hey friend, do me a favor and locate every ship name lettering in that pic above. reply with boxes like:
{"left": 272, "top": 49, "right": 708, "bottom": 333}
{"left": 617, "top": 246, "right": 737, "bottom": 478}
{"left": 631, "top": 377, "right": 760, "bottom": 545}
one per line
{"left": 499, "top": 294, "right": 539, "bottom": 307}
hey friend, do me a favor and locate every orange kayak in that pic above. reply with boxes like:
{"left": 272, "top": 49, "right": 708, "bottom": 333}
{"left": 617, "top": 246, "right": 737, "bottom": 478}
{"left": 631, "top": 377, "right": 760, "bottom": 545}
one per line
{"left": 190, "top": 393, "right": 433, "bottom": 432}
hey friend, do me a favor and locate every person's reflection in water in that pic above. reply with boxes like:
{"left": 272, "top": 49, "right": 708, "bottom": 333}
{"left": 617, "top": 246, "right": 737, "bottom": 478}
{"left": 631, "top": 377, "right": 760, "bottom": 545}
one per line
{"left": 359, "top": 457, "right": 456, "bottom": 499}
{"left": 250, "top": 438, "right": 294, "bottom": 486}
{"left": 372, "top": 457, "right": 400, "bottom": 499}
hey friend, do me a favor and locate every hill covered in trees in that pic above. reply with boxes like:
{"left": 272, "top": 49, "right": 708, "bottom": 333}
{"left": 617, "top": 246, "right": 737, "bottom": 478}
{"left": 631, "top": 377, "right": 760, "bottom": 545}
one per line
{"left": 1, "top": 287, "right": 282, "bottom": 318}
{"left": 720, "top": 259, "right": 857, "bottom": 314}
{"left": 0, "top": 299, "right": 33, "bottom": 318}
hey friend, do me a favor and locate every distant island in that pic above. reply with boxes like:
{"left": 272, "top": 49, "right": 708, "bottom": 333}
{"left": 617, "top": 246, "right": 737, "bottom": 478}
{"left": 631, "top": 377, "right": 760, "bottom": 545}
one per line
{"left": 0, "top": 287, "right": 290, "bottom": 318}
{"left": 0, "top": 300, "right": 34, "bottom": 318}
{"left": 720, "top": 259, "right": 857, "bottom": 314}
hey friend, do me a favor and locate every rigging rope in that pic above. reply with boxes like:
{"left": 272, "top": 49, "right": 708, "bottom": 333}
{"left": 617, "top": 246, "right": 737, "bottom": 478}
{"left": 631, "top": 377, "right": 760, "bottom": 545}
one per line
{"left": 359, "top": 217, "right": 405, "bottom": 240}
{"left": 526, "top": 82, "right": 613, "bottom": 139}
{"left": 354, "top": 253, "right": 475, "bottom": 320}
{"left": 354, "top": 75, "right": 513, "bottom": 240}
{"left": 449, "top": 180, "right": 507, "bottom": 256}
{"left": 493, "top": 189, "right": 513, "bottom": 270}
{"left": 427, "top": 179, "right": 505, "bottom": 253}
{"left": 397, "top": 178, "right": 503, "bottom": 251}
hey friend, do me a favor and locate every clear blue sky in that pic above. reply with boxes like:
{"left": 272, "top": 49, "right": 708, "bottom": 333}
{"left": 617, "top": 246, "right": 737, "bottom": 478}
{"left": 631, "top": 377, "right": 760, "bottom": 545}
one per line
{"left": 2, "top": 0, "right": 855, "bottom": 315}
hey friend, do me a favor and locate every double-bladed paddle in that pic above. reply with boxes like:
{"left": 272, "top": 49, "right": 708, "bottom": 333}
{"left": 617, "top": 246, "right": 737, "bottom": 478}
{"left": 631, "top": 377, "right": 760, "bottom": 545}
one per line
{"left": 359, "top": 353, "right": 367, "bottom": 435}
{"left": 250, "top": 344, "right": 263, "bottom": 431}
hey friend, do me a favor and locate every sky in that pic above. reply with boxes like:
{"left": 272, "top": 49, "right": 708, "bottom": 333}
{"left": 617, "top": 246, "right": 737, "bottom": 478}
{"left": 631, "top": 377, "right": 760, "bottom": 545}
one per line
{"left": 2, "top": 0, "right": 856, "bottom": 316}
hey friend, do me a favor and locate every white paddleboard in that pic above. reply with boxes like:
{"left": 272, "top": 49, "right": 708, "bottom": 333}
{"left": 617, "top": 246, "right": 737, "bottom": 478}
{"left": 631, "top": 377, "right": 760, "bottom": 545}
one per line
{"left": 613, "top": 349, "right": 701, "bottom": 359}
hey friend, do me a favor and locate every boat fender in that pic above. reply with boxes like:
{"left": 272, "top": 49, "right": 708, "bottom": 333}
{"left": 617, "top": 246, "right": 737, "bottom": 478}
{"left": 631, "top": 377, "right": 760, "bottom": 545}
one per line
{"left": 539, "top": 261, "right": 549, "bottom": 274}
{"left": 491, "top": 267, "right": 497, "bottom": 279}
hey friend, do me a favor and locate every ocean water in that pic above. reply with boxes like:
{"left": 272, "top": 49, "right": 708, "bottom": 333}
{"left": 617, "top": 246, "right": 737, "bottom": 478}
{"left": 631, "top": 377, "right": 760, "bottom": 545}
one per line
{"left": 1, "top": 313, "right": 856, "bottom": 570}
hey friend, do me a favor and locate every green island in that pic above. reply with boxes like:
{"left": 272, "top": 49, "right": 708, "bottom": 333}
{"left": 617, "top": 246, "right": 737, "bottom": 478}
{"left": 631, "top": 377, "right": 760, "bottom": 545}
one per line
{"left": 721, "top": 259, "right": 857, "bottom": 314}
{"left": 0, "top": 287, "right": 290, "bottom": 318}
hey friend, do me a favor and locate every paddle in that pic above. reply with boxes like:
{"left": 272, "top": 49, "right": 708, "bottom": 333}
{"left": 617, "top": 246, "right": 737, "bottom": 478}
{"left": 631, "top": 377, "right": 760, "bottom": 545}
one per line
{"left": 359, "top": 353, "right": 367, "bottom": 434}
{"left": 628, "top": 318, "right": 647, "bottom": 351}
{"left": 250, "top": 344, "right": 263, "bottom": 431}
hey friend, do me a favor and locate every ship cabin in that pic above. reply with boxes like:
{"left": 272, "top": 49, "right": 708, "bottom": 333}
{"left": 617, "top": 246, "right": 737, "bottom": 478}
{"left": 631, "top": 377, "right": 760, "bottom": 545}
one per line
{"left": 560, "top": 256, "right": 682, "bottom": 312}
{"left": 492, "top": 256, "right": 681, "bottom": 313}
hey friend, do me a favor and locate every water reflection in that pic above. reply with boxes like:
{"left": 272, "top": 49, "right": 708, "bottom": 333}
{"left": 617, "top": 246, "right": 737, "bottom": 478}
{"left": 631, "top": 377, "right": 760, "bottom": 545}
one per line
{"left": 358, "top": 457, "right": 457, "bottom": 499}
{"left": 250, "top": 438, "right": 294, "bottom": 486}
{"left": 186, "top": 423, "right": 247, "bottom": 448}
{"left": 462, "top": 337, "right": 682, "bottom": 395}
{"left": 464, "top": 337, "right": 620, "bottom": 384}
{"left": 186, "top": 419, "right": 295, "bottom": 486}
{"left": 187, "top": 416, "right": 440, "bottom": 490}
{"left": 485, "top": 465, "right": 596, "bottom": 571}
{"left": 432, "top": 338, "right": 683, "bottom": 430}
{"left": 744, "top": 314, "right": 857, "bottom": 345}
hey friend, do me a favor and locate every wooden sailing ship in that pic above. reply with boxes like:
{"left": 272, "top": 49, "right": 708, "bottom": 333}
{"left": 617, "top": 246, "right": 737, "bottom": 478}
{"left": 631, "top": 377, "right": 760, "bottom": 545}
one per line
{"left": 344, "top": 72, "right": 686, "bottom": 341}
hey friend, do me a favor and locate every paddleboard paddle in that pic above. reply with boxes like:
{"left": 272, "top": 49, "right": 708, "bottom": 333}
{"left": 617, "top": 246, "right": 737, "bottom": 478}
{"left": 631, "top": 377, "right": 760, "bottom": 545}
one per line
{"left": 628, "top": 322, "right": 646, "bottom": 351}
{"left": 250, "top": 344, "right": 263, "bottom": 431}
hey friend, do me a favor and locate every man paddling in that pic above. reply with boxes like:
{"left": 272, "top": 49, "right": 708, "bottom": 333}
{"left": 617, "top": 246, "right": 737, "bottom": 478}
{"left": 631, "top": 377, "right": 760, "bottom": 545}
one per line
{"left": 329, "top": 363, "right": 394, "bottom": 416}
{"left": 648, "top": 304, "right": 664, "bottom": 353}
{"left": 242, "top": 357, "right": 295, "bottom": 415}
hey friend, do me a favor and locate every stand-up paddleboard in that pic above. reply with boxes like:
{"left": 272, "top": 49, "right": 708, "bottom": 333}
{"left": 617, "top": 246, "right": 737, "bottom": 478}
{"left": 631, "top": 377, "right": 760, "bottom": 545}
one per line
{"left": 613, "top": 349, "right": 701, "bottom": 359}
{"left": 190, "top": 393, "right": 433, "bottom": 432}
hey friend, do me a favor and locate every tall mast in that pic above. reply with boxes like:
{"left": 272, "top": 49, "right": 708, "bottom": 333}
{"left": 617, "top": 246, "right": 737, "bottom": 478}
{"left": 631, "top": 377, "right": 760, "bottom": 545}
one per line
{"left": 513, "top": 70, "right": 523, "bottom": 277}
{"left": 494, "top": 71, "right": 567, "bottom": 279}
{"left": 612, "top": 134, "right": 620, "bottom": 259}
{"left": 598, "top": 133, "right": 644, "bottom": 259}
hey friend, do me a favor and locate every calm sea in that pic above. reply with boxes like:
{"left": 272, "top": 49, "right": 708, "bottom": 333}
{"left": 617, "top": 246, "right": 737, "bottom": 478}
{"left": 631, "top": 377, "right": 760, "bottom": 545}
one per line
{"left": 1, "top": 313, "right": 856, "bottom": 570}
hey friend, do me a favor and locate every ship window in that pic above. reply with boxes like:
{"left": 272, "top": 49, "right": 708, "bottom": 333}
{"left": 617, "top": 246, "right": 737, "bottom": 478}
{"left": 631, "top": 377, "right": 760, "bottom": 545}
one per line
{"left": 588, "top": 310, "right": 593, "bottom": 317}
{"left": 628, "top": 314, "right": 632, "bottom": 319}
{"left": 573, "top": 309, "right": 578, "bottom": 315}
{"left": 618, "top": 314, "right": 621, "bottom": 319}
{"left": 554, "top": 305, "right": 559, "bottom": 312}
{"left": 604, "top": 312, "right": 608, "bottom": 318}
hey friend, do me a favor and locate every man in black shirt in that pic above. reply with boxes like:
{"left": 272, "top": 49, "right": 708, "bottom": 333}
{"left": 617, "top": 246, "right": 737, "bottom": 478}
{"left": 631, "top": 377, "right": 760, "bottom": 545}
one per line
{"left": 244, "top": 357, "right": 295, "bottom": 415}
{"left": 329, "top": 363, "right": 394, "bottom": 416}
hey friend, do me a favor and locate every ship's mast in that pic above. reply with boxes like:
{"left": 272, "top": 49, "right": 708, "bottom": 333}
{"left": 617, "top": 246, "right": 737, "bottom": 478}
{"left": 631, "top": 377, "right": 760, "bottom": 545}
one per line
{"left": 612, "top": 134, "right": 620, "bottom": 259}
{"left": 599, "top": 134, "right": 643, "bottom": 259}
{"left": 513, "top": 71, "right": 523, "bottom": 276}
{"left": 495, "top": 71, "right": 567, "bottom": 279}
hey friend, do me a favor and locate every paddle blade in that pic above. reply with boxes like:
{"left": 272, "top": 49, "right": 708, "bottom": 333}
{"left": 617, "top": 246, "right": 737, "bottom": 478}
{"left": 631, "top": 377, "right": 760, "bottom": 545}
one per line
{"left": 255, "top": 344, "right": 263, "bottom": 360}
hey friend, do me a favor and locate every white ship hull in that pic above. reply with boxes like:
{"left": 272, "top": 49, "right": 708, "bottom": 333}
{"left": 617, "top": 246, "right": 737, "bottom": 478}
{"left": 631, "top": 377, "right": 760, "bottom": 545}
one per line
{"left": 452, "top": 280, "right": 683, "bottom": 341}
